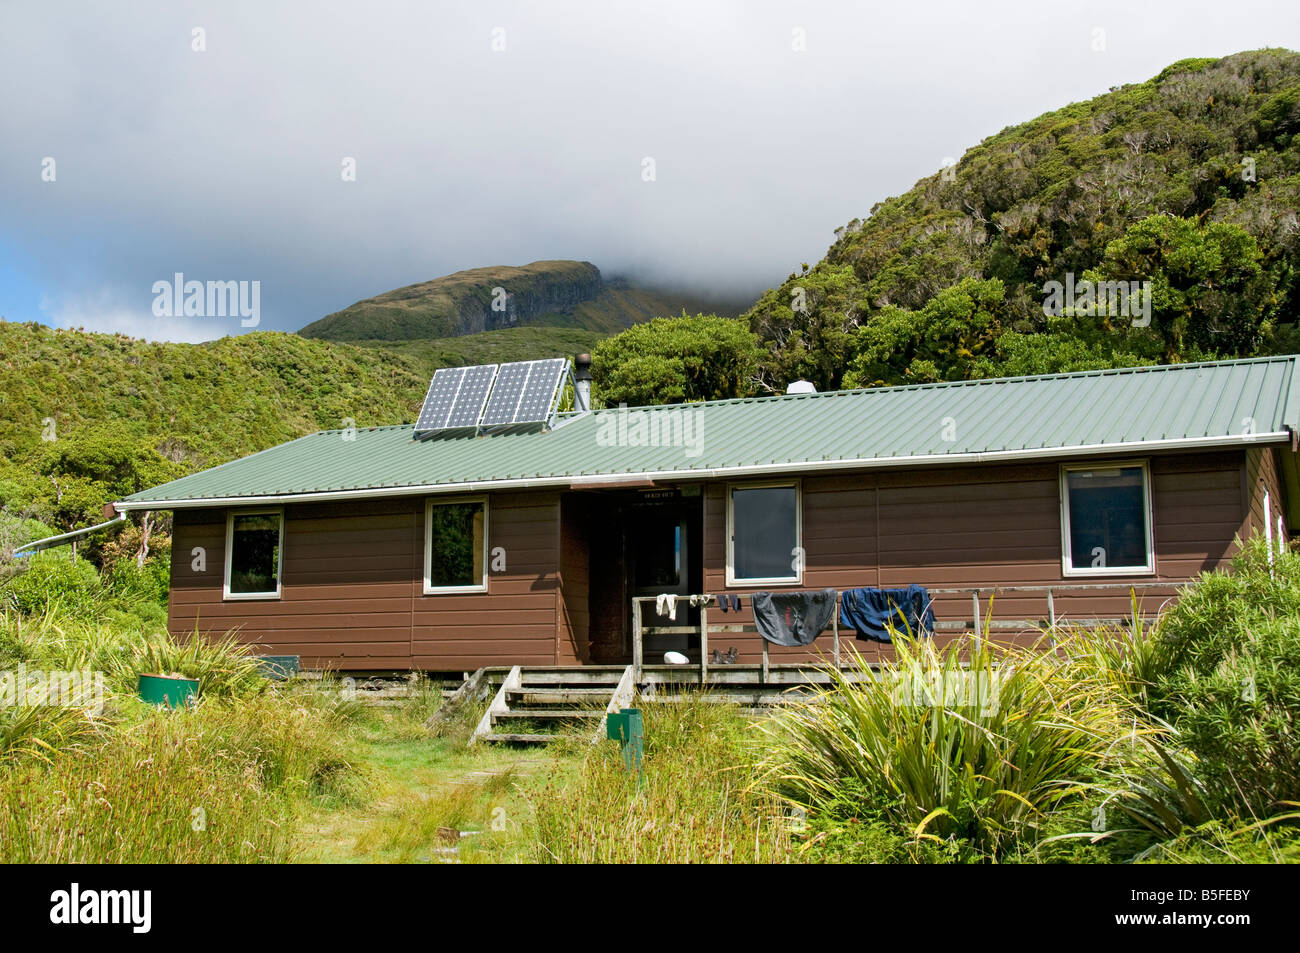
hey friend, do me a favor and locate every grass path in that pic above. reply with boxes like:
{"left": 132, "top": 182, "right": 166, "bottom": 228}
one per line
{"left": 294, "top": 709, "right": 566, "bottom": 864}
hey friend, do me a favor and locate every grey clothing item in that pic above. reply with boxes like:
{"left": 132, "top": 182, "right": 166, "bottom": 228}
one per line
{"left": 751, "top": 589, "right": 838, "bottom": 647}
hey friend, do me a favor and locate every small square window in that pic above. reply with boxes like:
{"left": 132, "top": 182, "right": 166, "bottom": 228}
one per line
{"left": 727, "top": 482, "right": 801, "bottom": 586}
{"left": 224, "top": 510, "right": 283, "bottom": 599}
{"left": 1061, "top": 463, "right": 1153, "bottom": 575}
{"left": 424, "top": 498, "right": 488, "bottom": 594}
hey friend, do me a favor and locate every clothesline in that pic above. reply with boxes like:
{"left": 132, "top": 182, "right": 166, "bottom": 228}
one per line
{"left": 651, "top": 586, "right": 938, "bottom": 645}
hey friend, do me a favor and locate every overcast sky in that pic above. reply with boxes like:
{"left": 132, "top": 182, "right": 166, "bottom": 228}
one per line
{"left": 1, "top": 1, "right": 1297, "bottom": 342}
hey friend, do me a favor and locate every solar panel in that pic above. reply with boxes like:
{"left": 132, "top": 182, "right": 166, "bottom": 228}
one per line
{"left": 417, "top": 358, "right": 569, "bottom": 437}
{"left": 515, "top": 358, "right": 568, "bottom": 423}
{"left": 414, "top": 364, "right": 500, "bottom": 437}
{"left": 480, "top": 358, "right": 568, "bottom": 427}
{"left": 446, "top": 364, "right": 498, "bottom": 429}
{"left": 480, "top": 362, "right": 528, "bottom": 427}
{"left": 414, "top": 366, "right": 466, "bottom": 435}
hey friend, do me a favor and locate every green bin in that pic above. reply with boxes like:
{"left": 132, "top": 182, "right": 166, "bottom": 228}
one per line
{"left": 138, "top": 673, "right": 199, "bottom": 709}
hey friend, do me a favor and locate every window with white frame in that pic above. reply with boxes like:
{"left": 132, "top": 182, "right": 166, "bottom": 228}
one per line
{"left": 424, "top": 497, "right": 488, "bottom": 594}
{"left": 727, "top": 482, "right": 801, "bottom": 585}
{"left": 224, "top": 509, "right": 283, "bottom": 599}
{"left": 1060, "top": 462, "right": 1153, "bottom": 575}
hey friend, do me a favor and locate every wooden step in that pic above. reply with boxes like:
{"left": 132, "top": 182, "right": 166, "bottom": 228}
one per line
{"left": 507, "top": 688, "right": 612, "bottom": 705}
{"left": 479, "top": 733, "right": 563, "bottom": 745}
{"left": 510, "top": 668, "right": 628, "bottom": 686}
{"left": 492, "top": 709, "right": 602, "bottom": 722}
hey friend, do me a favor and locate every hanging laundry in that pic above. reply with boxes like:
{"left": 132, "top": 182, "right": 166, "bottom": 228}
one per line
{"left": 715, "top": 594, "right": 730, "bottom": 613}
{"left": 655, "top": 593, "right": 679, "bottom": 620}
{"left": 751, "top": 589, "right": 838, "bottom": 646}
{"left": 839, "top": 585, "right": 936, "bottom": 643}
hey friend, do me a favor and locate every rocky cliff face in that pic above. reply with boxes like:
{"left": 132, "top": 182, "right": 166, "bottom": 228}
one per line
{"left": 300, "top": 261, "right": 607, "bottom": 341}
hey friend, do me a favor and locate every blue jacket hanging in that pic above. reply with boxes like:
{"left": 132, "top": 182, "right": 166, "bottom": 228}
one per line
{"left": 839, "top": 585, "right": 936, "bottom": 642}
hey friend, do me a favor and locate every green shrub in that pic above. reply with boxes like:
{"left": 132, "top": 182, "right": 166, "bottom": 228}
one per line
{"left": 103, "top": 552, "right": 171, "bottom": 621}
{"left": 4, "top": 551, "right": 103, "bottom": 616}
{"left": 1148, "top": 538, "right": 1300, "bottom": 815}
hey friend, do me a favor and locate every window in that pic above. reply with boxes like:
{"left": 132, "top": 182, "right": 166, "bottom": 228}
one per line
{"left": 1060, "top": 463, "right": 1153, "bottom": 575}
{"left": 224, "top": 510, "right": 283, "bottom": 599}
{"left": 424, "top": 497, "right": 488, "bottom": 594}
{"left": 727, "top": 482, "right": 801, "bottom": 586}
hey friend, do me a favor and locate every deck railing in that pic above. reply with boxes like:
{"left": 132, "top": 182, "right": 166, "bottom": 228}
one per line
{"left": 630, "top": 581, "right": 1191, "bottom": 681}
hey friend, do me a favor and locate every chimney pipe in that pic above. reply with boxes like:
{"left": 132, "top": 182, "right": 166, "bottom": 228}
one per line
{"left": 574, "top": 353, "right": 592, "bottom": 412}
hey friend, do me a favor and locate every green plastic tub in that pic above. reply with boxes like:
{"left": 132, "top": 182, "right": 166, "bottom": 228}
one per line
{"left": 138, "top": 673, "right": 199, "bottom": 709}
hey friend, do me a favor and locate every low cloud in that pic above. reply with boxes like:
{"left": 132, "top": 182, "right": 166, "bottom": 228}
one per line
{"left": 2, "top": 1, "right": 1297, "bottom": 341}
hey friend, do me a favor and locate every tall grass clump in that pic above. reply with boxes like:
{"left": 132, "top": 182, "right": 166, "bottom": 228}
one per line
{"left": 1, "top": 607, "right": 267, "bottom": 700}
{"left": 0, "top": 691, "right": 359, "bottom": 863}
{"left": 0, "top": 591, "right": 371, "bottom": 861}
{"left": 528, "top": 697, "right": 793, "bottom": 863}
{"left": 758, "top": 636, "right": 1140, "bottom": 860}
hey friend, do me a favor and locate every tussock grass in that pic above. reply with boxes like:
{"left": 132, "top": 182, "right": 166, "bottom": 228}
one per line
{"left": 0, "top": 703, "right": 102, "bottom": 764}
{"left": 0, "top": 604, "right": 369, "bottom": 862}
{"left": 0, "top": 695, "right": 357, "bottom": 863}
{"left": 528, "top": 697, "right": 793, "bottom": 863}
{"left": 2, "top": 607, "right": 266, "bottom": 699}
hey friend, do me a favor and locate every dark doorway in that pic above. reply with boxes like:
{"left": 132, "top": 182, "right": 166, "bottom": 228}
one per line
{"left": 584, "top": 488, "right": 703, "bottom": 663}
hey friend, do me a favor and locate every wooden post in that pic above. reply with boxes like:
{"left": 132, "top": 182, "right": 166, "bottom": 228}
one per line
{"left": 833, "top": 613, "right": 840, "bottom": 670}
{"left": 632, "top": 597, "right": 643, "bottom": 681}
{"left": 699, "top": 600, "right": 709, "bottom": 683}
{"left": 761, "top": 636, "right": 770, "bottom": 684}
{"left": 972, "top": 590, "right": 982, "bottom": 655}
{"left": 1046, "top": 588, "right": 1056, "bottom": 628}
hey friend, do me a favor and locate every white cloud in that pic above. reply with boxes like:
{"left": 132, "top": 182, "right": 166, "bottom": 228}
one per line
{"left": 3, "top": 1, "right": 1299, "bottom": 341}
{"left": 41, "top": 292, "right": 234, "bottom": 343}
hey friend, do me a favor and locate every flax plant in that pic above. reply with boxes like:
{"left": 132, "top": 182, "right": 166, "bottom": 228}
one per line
{"left": 757, "top": 633, "right": 1140, "bottom": 859}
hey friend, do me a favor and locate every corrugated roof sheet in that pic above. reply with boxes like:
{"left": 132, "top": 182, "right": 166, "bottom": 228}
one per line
{"left": 119, "top": 356, "right": 1300, "bottom": 508}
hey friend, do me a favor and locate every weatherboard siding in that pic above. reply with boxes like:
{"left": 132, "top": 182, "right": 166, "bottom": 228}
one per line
{"left": 697, "top": 452, "right": 1246, "bottom": 667}
{"left": 412, "top": 491, "right": 561, "bottom": 670}
{"left": 168, "top": 494, "right": 564, "bottom": 671}
{"left": 1244, "top": 446, "right": 1286, "bottom": 544}
{"left": 166, "top": 449, "right": 1259, "bottom": 671}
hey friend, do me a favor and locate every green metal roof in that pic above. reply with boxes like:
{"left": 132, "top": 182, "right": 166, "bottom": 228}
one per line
{"left": 118, "top": 356, "right": 1300, "bottom": 509}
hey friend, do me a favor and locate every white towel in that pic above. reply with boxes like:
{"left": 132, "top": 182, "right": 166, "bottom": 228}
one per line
{"left": 656, "top": 593, "right": 678, "bottom": 620}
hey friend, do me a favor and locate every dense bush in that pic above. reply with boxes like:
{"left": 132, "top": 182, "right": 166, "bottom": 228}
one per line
{"left": 1147, "top": 538, "right": 1300, "bottom": 815}
{"left": 591, "top": 313, "right": 763, "bottom": 406}
{"left": 746, "top": 50, "right": 1300, "bottom": 391}
{"left": 4, "top": 551, "right": 102, "bottom": 616}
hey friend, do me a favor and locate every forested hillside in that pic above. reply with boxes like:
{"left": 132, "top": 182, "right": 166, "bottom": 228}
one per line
{"left": 0, "top": 322, "right": 429, "bottom": 545}
{"left": 740, "top": 49, "right": 1300, "bottom": 392}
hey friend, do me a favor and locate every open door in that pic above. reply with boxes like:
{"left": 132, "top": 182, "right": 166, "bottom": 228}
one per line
{"left": 624, "top": 496, "right": 702, "bottom": 659}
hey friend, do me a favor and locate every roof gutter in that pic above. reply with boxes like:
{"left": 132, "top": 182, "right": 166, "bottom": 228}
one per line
{"left": 13, "top": 513, "right": 127, "bottom": 558}
{"left": 111, "top": 431, "right": 1293, "bottom": 511}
